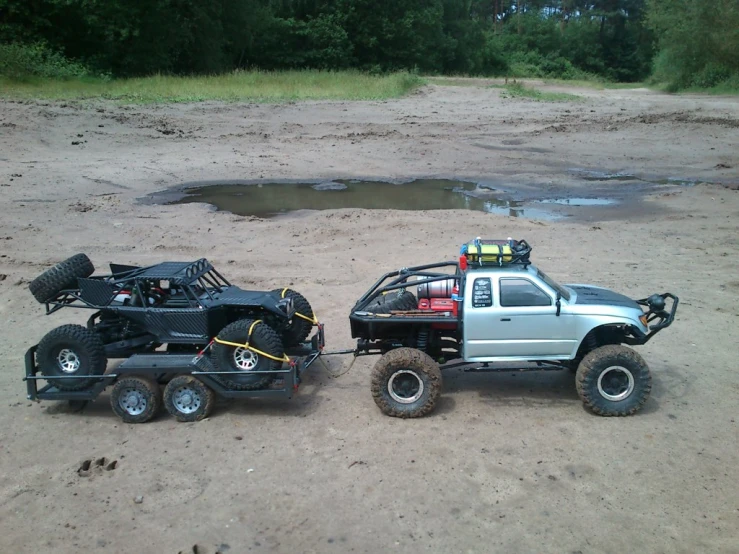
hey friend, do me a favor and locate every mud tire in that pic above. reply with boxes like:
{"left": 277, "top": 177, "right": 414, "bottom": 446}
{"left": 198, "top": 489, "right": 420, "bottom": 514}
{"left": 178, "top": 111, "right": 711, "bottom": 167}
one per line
{"left": 110, "top": 376, "right": 161, "bottom": 424}
{"left": 163, "top": 376, "right": 215, "bottom": 422}
{"left": 36, "top": 324, "right": 107, "bottom": 391}
{"left": 371, "top": 347, "right": 442, "bottom": 418}
{"left": 212, "top": 319, "right": 284, "bottom": 391}
{"left": 365, "top": 290, "right": 418, "bottom": 314}
{"left": 29, "top": 254, "right": 94, "bottom": 303}
{"left": 576, "top": 345, "right": 651, "bottom": 416}
{"left": 273, "top": 288, "right": 315, "bottom": 346}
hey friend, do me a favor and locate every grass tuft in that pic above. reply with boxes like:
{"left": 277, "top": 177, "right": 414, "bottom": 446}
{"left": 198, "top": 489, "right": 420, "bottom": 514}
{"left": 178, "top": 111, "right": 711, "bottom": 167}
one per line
{"left": 0, "top": 70, "right": 425, "bottom": 104}
{"left": 498, "top": 82, "right": 582, "bottom": 102}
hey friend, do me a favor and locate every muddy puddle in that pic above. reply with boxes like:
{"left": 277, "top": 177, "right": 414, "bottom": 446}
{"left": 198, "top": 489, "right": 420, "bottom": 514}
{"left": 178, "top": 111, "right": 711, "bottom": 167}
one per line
{"left": 150, "top": 178, "right": 630, "bottom": 221}
{"left": 147, "top": 171, "right": 706, "bottom": 221}
{"left": 167, "top": 179, "right": 536, "bottom": 218}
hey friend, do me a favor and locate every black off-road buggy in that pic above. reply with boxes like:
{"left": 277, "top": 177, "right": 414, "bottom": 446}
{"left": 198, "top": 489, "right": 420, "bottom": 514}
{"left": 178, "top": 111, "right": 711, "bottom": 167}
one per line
{"left": 24, "top": 254, "right": 324, "bottom": 423}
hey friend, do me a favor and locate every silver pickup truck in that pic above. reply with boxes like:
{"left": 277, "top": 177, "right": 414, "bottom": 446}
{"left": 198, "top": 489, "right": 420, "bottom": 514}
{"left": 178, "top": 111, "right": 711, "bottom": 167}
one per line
{"left": 349, "top": 239, "right": 678, "bottom": 419}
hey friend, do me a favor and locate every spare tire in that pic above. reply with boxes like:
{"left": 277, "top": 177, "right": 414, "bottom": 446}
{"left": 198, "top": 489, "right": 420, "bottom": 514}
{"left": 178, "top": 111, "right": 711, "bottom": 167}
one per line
{"left": 212, "top": 319, "right": 285, "bottom": 391}
{"left": 272, "top": 288, "right": 315, "bottom": 347}
{"left": 364, "top": 290, "right": 418, "bottom": 314}
{"left": 29, "top": 254, "right": 94, "bottom": 303}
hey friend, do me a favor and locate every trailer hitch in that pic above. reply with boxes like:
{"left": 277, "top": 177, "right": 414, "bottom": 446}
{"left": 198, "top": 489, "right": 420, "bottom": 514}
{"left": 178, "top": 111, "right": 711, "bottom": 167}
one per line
{"left": 311, "top": 347, "right": 362, "bottom": 377}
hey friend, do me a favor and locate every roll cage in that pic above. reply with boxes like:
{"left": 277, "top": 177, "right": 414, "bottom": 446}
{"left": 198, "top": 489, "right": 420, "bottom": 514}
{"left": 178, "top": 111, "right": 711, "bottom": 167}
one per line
{"left": 43, "top": 258, "right": 232, "bottom": 315}
{"left": 352, "top": 261, "right": 461, "bottom": 313}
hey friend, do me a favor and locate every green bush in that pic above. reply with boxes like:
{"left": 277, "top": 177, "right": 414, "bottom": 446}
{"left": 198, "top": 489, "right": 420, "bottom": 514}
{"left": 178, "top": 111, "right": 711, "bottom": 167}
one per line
{"left": 692, "top": 63, "right": 732, "bottom": 89}
{"left": 0, "top": 43, "right": 95, "bottom": 80}
{"left": 504, "top": 51, "right": 596, "bottom": 81}
{"left": 647, "top": 0, "right": 739, "bottom": 91}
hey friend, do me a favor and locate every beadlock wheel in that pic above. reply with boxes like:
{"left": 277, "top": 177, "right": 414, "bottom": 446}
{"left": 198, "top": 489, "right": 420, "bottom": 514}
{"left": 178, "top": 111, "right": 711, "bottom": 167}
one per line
{"left": 57, "top": 348, "right": 81, "bottom": 373}
{"left": 596, "top": 365, "right": 635, "bottom": 401}
{"left": 37, "top": 324, "right": 107, "bottom": 391}
{"left": 387, "top": 370, "right": 424, "bottom": 404}
{"left": 233, "top": 347, "right": 259, "bottom": 371}
{"left": 212, "top": 319, "right": 285, "bottom": 391}
{"left": 575, "top": 345, "right": 651, "bottom": 417}
{"left": 371, "top": 348, "right": 442, "bottom": 418}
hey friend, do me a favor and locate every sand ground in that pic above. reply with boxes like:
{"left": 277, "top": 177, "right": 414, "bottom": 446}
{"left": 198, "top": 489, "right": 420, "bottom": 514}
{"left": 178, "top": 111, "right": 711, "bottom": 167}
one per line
{"left": 0, "top": 81, "right": 738, "bottom": 554}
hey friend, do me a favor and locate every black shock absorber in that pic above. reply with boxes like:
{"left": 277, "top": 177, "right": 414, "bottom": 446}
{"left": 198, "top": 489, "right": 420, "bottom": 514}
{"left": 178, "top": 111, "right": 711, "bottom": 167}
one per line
{"left": 417, "top": 329, "right": 429, "bottom": 352}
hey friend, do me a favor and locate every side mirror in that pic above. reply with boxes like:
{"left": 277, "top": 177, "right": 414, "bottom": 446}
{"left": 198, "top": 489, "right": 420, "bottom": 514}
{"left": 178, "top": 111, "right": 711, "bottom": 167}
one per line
{"left": 556, "top": 292, "right": 561, "bottom": 316}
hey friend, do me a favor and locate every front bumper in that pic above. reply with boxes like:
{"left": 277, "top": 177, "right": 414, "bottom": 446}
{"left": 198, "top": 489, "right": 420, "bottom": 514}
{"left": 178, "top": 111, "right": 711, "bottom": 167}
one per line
{"left": 626, "top": 292, "right": 679, "bottom": 345}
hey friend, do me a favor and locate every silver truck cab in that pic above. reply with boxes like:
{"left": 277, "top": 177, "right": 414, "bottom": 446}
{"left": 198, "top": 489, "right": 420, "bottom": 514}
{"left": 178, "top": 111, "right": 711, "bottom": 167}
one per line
{"left": 462, "top": 264, "right": 649, "bottom": 362}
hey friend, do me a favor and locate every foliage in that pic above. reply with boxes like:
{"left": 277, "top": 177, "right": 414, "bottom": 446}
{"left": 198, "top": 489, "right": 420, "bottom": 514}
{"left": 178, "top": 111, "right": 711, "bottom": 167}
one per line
{"left": 0, "top": 69, "right": 425, "bottom": 103}
{"left": 2, "top": 0, "right": 734, "bottom": 90}
{"left": 0, "top": 42, "right": 97, "bottom": 80}
{"left": 647, "top": 0, "right": 739, "bottom": 90}
{"left": 0, "top": 0, "right": 658, "bottom": 82}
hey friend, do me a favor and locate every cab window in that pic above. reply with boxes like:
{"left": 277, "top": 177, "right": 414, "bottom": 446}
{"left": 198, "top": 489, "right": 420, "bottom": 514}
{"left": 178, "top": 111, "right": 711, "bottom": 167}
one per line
{"left": 499, "top": 278, "right": 552, "bottom": 307}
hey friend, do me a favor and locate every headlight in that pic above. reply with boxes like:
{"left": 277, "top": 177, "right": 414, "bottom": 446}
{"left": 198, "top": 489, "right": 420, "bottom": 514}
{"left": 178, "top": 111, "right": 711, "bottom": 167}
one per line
{"left": 639, "top": 314, "right": 649, "bottom": 327}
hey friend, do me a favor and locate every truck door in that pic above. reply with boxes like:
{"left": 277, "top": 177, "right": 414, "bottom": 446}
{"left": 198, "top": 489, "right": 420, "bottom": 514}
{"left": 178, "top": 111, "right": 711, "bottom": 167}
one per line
{"left": 464, "top": 276, "right": 577, "bottom": 360}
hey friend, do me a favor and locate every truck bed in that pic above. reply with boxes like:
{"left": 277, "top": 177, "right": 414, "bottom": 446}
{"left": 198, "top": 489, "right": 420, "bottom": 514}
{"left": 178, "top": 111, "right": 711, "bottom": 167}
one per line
{"left": 349, "top": 309, "right": 459, "bottom": 340}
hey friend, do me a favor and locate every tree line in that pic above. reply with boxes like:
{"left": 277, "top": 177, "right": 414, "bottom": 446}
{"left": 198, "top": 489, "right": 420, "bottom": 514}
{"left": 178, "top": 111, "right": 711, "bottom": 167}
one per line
{"left": 0, "top": 0, "right": 737, "bottom": 88}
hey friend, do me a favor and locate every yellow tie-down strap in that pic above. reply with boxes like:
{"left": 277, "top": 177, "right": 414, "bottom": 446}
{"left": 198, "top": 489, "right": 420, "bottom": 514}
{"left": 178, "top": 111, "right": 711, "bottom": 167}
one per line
{"left": 213, "top": 320, "right": 290, "bottom": 363}
{"left": 281, "top": 288, "right": 319, "bottom": 325}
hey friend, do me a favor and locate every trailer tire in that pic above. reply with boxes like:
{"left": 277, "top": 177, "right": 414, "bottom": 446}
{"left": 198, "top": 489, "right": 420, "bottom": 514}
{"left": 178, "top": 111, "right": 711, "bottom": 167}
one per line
{"left": 365, "top": 291, "right": 418, "bottom": 314}
{"left": 163, "top": 376, "right": 215, "bottom": 422}
{"left": 576, "top": 345, "right": 651, "bottom": 416}
{"left": 29, "top": 253, "right": 95, "bottom": 303}
{"left": 212, "top": 319, "right": 284, "bottom": 391}
{"left": 110, "top": 376, "right": 161, "bottom": 424}
{"left": 37, "top": 324, "right": 107, "bottom": 391}
{"left": 273, "top": 288, "right": 315, "bottom": 346}
{"left": 371, "top": 347, "right": 442, "bottom": 418}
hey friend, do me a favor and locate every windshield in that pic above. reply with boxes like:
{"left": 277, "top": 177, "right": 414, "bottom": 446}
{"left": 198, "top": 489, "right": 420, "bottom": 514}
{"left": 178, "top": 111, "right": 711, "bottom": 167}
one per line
{"left": 536, "top": 268, "right": 571, "bottom": 301}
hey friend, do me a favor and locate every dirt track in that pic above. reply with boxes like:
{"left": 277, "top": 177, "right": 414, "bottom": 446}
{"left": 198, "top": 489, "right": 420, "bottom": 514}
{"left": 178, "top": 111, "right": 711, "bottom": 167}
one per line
{"left": 0, "top": 82, "right": 738, "bottom": 554}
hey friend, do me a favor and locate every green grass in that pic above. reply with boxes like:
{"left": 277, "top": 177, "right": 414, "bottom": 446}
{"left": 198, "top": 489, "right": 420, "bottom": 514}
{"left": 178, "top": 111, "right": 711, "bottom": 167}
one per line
{"left": 426, "top": 75, "right": 641, "bottom": 92}
{"left": 680, "top": 84, "right": 739, "bottom": 95}
{"left": 651, "top": 79, "right": 739, "bottom": 95}
{"left": 540, "top": 79, "right": 647, "bottom": 90}
{"left": 424, "top": 76, "right": 497, "bottom": 87}
{"left": 0, "top": 70, "right": 425, "bottom": 103}
{"left": 498, "top": 82, "right": 582, "bottom": 102}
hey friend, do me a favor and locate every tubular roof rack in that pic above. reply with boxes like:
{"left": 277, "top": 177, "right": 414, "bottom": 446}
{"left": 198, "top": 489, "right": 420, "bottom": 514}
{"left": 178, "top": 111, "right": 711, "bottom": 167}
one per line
{"left": 460, "top": 238, "right": 532, "bottom": 268}
{"left": 135, "top": 258, "right": 215, "bottom": 284}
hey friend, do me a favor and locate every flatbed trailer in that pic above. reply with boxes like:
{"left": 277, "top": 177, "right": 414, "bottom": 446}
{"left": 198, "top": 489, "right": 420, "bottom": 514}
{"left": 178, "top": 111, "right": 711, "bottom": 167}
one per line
{"left": 24, "top": 325, "right": 329, "bottom": 423}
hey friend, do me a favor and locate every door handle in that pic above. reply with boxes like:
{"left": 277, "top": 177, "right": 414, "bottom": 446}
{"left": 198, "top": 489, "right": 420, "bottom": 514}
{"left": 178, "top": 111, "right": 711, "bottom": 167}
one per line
{"left": 501, "top": 318, "right": 511, "bottom": 322}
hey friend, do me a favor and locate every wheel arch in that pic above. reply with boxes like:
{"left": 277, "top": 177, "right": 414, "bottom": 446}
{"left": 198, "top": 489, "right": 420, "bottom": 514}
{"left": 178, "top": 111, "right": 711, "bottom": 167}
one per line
{"left": 574, "top": 321, "right": 633, "bottom": 360}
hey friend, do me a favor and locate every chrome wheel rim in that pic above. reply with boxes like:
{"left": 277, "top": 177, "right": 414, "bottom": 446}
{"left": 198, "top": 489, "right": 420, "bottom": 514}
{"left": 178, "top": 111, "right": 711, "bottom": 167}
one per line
{"left": 118, "top": 388, "right": 147, "bottom": 415}
{"left": 233, "top": 347, "right": 258, "bottom": 371}
{"left": 597, "top": 366, "right": 635, "bottom": 402}
{"left": 388, "top": 370, "right": 424, "bottom": 404}
{"left": 172, "top": 385, "right": 202, "bottom": 414}
{"left": 57, "top": 348, "right": 81, "bottom": 373}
